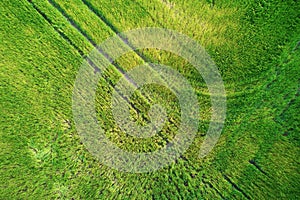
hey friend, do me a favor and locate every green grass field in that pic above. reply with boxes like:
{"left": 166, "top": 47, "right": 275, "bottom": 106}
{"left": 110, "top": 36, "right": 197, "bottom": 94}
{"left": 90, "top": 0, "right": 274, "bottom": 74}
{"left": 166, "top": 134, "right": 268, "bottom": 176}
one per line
{"left": 1, "top": 0, "right": 299, "bottom": 199}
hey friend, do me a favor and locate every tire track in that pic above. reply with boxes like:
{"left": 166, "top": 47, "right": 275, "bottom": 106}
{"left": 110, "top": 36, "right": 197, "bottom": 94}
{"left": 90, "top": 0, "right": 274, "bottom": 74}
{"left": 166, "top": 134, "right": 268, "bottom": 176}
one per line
{"left": 47, "top": 0, "right": 190, "bottom": 143}
{"left": 27, "top": 0, "right": 148, "bottom": 123}
{"left": 79, "top": 0, "right": 201, "bottom": 149}
{"left": 81, "top": 0, "right": 151, "bottom": 63}
{"left": 80, "top": 0, "right": 176, "bottom": 88}
{"left": 49, "top": 0, "right": 178, "bottom": 145}
{"left": 223, "top": 174, "right": 251, "bottom": 200}
{"left": 44, "top": 0, "right": 172, "bottom": 129}
{"left": 32, "top": 0, "right": 199, "bottom": 159}
{"left": 26, "top": 1, "right": 225, "bottom": 197}
{"left": 279, "top": 85, "right": 300, "bottom": 119}
{"left": 202, "top": 177, "right": 225, "bottom": 199}
{"left": 47, "top": 0, "right": 138, "bottom": 88}
{"left": 27, "top": 0, "right": 85, "bottom": 57}
{"left": 249, "top": 159, "right": 269, "bottom": 177}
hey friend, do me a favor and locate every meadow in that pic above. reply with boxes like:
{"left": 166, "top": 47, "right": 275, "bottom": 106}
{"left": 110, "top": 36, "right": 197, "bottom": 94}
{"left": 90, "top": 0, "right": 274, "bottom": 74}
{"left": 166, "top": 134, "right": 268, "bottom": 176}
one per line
{"left": 0, "top": 0, "right": 299, "bottom": 199}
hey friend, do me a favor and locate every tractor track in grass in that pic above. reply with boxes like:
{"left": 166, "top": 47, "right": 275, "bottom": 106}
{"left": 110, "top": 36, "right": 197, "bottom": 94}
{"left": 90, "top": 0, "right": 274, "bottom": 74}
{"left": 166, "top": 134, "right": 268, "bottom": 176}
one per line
{"left": 2, "top": 0, "right": 299, "bottom": 198}
{"left": 202, "top": 177, "right": 224, "bottom": 199}
{"left": 28, "top": 0, "right": 226, "bottom": 195}
{"left": 27, "top": 0, "right": 85, "bottom": 57}
{"left": 45, "top": 0, "right": 206, "bottom": 151}
{"left": 279, "top": 85, "right": 300, "bottom": 119}
{"left": 28, "top": 0, "right": 168, "bottom": 150}
{"left": 47, "top": 0, "right": 138, "bottom": 89}
{"left": 80, "top": 0, "right": 181, "bottom": 89}
{"left": 28, "top": 0, "right": 188, "bottom": 152}
{"left": 27, "top": 0, "right": 150, "bottom": 129}
{"left": 73, "top": 0, "right": 211, "bottom": 163}
{"left": 31, "top": 0, "right": 226, "bottom": 189}
{"left": 81, "top": 0, "right": 155, "bottom": 64}
{"left": 45, "top": 0, "right": 162, "bottom": 111}
{"left": 223, "top": 174, "right": 251, "bottom": 199}
{"left": 248, "top": 159, "right": 269, "bottom": 177}
{"left": 28, "top": 0, "right": 226, "bottom": 194}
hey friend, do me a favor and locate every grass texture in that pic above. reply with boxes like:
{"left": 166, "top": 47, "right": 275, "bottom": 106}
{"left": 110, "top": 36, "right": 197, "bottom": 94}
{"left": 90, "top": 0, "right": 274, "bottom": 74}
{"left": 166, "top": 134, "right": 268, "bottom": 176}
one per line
{"left": 1, "top": 0, "right": 299, "bottom": 199}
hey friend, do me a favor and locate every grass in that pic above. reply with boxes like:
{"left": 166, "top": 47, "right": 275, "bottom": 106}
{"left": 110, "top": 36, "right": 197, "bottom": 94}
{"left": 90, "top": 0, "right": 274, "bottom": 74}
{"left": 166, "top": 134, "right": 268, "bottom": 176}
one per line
{"left": 1, "top": 0, "right": 299, "bottom": 199}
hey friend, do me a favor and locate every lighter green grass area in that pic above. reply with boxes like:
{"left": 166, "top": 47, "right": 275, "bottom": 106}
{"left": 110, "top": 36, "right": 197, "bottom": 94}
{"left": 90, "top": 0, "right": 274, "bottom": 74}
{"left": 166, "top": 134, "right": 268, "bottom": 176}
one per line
{"left": 1, "top": 0, "right": 299, "bottom": 199}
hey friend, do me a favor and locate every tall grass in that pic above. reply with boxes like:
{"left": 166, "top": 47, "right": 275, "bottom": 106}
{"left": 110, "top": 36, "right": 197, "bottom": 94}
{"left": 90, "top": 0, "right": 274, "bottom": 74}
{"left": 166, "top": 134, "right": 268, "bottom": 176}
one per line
{"left": 1, "top": 0, "right": 299, "bottom": 199}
